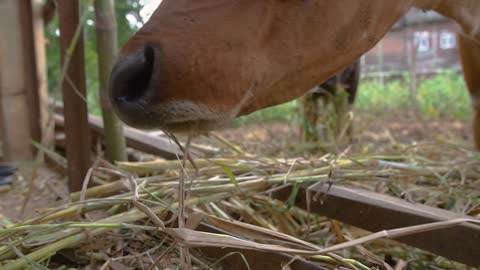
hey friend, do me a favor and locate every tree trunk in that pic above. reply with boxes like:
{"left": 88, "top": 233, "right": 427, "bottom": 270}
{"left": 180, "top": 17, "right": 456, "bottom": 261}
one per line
{"left": 94, "top": 0, "right": 127, "bottom": 162}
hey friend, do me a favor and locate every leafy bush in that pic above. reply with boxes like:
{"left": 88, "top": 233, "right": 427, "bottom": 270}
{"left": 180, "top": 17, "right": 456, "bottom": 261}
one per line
{"left": 356, "top": 71, "right": 471, "bottom": 120}
{"left": 234, "top": 101, "right": 299, "bottom": 126}
{"left": 416, "top": 71, "right": 470, "bottom": 119}
{"left": 236, "top": 71, "right": 472, "bottom": 126}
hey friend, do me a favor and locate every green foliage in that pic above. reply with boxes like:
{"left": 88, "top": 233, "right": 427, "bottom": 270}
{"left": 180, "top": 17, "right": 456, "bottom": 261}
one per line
{"left": 356, "top": 71, "right": 471, "bottom": 120}
{"left": 356, "top": 78, "right": 410, "bottom": 113}
{"left": 235, "top": 72, "right": 472, "bottom": 126}
{"left": 233, "top": 101, "right": 299, "bottom": 126}
{"left": 416, "top": 71, "right": 471, "bottom": 119}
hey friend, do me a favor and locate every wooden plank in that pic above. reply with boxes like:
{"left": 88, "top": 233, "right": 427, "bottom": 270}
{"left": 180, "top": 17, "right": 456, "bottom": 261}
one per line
{"left": 0, "top": 0, "right": 36, "bottom": 161}
{"left": 55, "top": 114, "right": 183, "bottom": 160}
{"left": 199, "top": 223, "right": 328, "bottom": 270}
{"left": 58, "top": 1, "right": 91, "bottom": 192}
{"left": 89, "top": 115, "right": 183, "bottom": 160}
{"left": 273, "top": 183, "right": 480, "bottom": 267}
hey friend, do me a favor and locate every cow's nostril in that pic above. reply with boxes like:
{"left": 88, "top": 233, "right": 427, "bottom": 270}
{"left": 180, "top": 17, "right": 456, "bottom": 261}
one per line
{"left": 123, "top": 45, "right": 155, "bottom": 102}
{"left": 110, "top": 45, "right": 156, "bottom": 104}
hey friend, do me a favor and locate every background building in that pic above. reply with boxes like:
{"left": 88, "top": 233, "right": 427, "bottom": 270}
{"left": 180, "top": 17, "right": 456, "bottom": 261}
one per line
{"left": 361, "top": 9, "right": 461, "bottom": 79}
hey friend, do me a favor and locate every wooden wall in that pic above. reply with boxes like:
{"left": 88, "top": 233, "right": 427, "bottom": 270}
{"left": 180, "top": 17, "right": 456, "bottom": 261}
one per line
{"left": 0, "top": 0, "right": 48, "bottom": 162}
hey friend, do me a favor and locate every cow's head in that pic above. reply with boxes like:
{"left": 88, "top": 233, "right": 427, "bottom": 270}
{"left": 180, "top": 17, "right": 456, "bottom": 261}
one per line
{"left": 109, "top": 0, "right": 412, "bottom": 132}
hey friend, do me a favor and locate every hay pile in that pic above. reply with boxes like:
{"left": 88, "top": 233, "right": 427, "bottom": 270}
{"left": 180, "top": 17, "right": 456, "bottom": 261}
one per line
{"left": 0, "top": 136, "right": 479, "bottom": 270}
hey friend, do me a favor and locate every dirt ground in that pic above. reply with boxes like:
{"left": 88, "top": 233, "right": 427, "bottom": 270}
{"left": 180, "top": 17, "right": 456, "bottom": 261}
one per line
{"left": 0, "top": 111, "right": 473, "bottom": 222}
{"left": 0, "top": 165, "right": 68, "bottom": 221}
{"left": 204, "top": 112, "right": 472, "bottom": 156}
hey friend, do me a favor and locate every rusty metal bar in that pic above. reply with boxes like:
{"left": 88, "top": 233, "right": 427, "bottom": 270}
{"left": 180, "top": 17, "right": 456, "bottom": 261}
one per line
{"left": 57, "top": 0, "right": 91, "bottom": 192}
{"left": 273, "top": 183, "right": 480, "bottom": 267}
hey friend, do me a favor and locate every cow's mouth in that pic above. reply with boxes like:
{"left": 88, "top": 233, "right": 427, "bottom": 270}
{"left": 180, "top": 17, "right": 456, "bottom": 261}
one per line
{"left": 112, "top": 98, "right": 233, "bottom": 132}
{"left": 159, "top": 118, "right": 230, "bottom": 133}
{"left": 151, "top": 100, "right": 234, "bottom": 132}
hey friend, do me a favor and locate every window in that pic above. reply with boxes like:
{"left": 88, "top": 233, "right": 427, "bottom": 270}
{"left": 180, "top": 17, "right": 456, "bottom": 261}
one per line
{"left": 440, "top": 31, "right": 456, "bottom": 49}
{"left": 414, "top": 31, "right": 430, "bottom": 53}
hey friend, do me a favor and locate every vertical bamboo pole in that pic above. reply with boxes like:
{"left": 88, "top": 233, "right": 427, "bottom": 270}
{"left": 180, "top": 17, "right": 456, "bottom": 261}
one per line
{"left": 94, "top": 0, "right": 127, "bottom": 162}
{"left": 58, "top": 1, "right": 91, "bottom": 192}
{"left": 35, "top": 0, "right": 56, "bottom": 150}
{"left": 22, "top": 0, "right": 50, "bottom": 146}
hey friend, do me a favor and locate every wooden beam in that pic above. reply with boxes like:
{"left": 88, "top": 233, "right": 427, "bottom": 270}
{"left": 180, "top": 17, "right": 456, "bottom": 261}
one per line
{"left": 58, "top": 1, "right": 91, "bottom": 192}
{"left": 273, "top": 183, "right": 480, "bottom": 267}
{"left": 55, "top": 114, "right": 184, "bottom": 160}
{"left": 198, "top": 223, "right": 329, "bottom": 270}
{"left": 88, "top": 115, "right": 183, "bottom": 159}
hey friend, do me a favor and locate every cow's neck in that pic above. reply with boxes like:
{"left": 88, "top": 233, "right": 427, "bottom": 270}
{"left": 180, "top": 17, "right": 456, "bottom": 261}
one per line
{"left": 415, "top": 0, "right": 480, "bottom": 39}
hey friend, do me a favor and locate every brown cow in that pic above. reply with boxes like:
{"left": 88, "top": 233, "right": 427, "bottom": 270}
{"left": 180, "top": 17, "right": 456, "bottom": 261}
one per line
{"left": 109, "top": 1, "right": 480, "bottom": 147}
{"left": 313, "top": 61, "right": 360, "bottom": 104}
{"left": 302, "top": 61, "right": 360, "bottom": 143}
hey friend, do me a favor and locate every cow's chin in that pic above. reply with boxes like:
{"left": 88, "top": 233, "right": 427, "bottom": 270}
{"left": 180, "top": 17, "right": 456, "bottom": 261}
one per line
{"left": 116, "top": 100, "right": 234, "bottom": 133}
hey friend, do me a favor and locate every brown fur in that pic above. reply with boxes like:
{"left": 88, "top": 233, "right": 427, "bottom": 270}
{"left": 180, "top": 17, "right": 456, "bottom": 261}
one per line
{"left": 458, "top": 35, "right": 480, "bottom": 148}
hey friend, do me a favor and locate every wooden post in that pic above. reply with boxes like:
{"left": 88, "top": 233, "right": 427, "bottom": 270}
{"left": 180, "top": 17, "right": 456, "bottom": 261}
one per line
{"left": 58, "top": 1, "right": 91, "bottom": 192}
{"left": 0, "top": 0, "right": 48, "bottom": 161}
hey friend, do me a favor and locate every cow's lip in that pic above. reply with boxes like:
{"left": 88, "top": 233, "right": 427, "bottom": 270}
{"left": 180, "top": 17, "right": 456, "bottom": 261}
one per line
{"left": 114, "top": 99, "right": 234, "bottom": 132}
